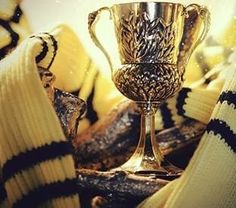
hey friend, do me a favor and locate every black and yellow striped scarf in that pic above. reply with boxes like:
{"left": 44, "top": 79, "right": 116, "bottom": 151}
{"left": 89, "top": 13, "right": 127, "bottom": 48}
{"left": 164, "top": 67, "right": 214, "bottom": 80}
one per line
{"left": 0, "top": 3, "right": 80, "bottom": 206}
{"left": 1, "top": 1, "right": 236, "bottom": 207}
{"left": 139, "top": 59, "right": 236, "bottom": 208}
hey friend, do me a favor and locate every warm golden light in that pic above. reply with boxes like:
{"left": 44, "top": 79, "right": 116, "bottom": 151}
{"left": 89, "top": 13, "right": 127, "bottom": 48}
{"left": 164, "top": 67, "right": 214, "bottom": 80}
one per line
{"left": 22, "top": 0, "right": 236, "bottom": 76}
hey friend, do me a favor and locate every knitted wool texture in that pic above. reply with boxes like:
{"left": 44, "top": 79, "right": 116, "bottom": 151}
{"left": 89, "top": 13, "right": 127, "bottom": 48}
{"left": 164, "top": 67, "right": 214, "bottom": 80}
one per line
{"left": 139, "top": 64, "right": 236, "bottom": 208}
{"left": 1, "top": 1, "right": 235, "bottom": 207}
{"left": 0, "top": 26, "right": 80, "bottom": 208}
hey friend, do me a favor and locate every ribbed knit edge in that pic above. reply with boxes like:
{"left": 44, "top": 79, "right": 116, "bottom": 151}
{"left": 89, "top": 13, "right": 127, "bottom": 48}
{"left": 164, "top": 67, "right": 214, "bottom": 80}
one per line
{"left": 139, "top": 67, "right": 236, "bottom": 208}
{"left": 0, "top": 27, "right": 80, "bottom": 207}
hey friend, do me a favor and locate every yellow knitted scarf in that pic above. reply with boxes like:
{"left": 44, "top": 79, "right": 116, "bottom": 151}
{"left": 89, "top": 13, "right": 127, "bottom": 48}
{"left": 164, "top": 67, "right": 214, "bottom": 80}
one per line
{"left": 139, "top": 64, "right": 236, "bottom": 207}
{"left": 0, "top": 25, "right": 80, "bottom": 207}
{"left": 1, "top": 1, "right": 236, "bottom": 208}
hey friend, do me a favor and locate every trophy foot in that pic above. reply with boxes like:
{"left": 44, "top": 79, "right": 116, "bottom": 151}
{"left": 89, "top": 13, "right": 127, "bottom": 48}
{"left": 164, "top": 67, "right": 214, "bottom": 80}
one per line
{"left": 112, "top": 156, "right": 182, "bottom": 180}
{"left": 134, "top": 160, "right": 182, "bottom": 180}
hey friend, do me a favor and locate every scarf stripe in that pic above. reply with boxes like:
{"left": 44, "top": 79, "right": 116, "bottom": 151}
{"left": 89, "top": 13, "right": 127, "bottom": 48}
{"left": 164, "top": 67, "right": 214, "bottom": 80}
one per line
{"left": 176, "top": 88, "right": 191, "bottom": 116}
{"left": 0, "top": 181, "right": 7, "bottom": 203}
{"left": 160, "top": 102, "right": 175, "bottom": 128}
{"left": 0, "top": 19, "right": 19, "bottom": 58}
{"left": 44, "top": 33, "right": 58, "bottom": 70}
{"left": 31, "top": 33, "right": 58, "bottom": 70}
{"left": 32, "top": 36, "right": 48, "bottom": 63}
{"left": 218, "top": 90, "right": 236, "bottom": 106}
{"left": 85, "top": 71, "right": 99, "bottom": 124}
{"left": 2, "top": 141, "right": 74, "bottom": 182}
{"left": 12, "top": 178, "right": 78, "bottom": 208}
{"left": 10, "top": 5, "right": 22, "bottom": 23}
{"left": 206, "top": 119, "right": 236, "bottom": 152}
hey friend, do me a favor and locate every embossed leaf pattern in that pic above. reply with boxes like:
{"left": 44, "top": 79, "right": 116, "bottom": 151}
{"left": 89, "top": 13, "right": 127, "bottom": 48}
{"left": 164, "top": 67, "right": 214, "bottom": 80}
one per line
{"left": 117, "top": 11, "right": 176, "bottom": 63}
{"left": 113, "top": 63, "right": 182, "bottom": 102}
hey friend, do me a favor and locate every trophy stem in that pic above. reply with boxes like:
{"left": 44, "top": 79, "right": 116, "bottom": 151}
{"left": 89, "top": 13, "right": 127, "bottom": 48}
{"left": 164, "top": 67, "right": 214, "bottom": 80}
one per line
{"left": 119, "top": 102, "right": 168, "bottom": 174}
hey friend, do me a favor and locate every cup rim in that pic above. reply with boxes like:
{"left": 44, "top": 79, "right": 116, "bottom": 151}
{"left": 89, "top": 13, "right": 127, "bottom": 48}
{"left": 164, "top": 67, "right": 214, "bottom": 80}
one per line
{"left": 112, "top": 1, "right": 184, "bottom": 8}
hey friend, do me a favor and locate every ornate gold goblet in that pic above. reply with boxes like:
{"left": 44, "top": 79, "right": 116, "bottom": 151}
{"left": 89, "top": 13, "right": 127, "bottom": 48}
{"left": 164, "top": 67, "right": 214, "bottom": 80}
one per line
{"left": 88, "top": 2, "right": 210, "bottom": 176}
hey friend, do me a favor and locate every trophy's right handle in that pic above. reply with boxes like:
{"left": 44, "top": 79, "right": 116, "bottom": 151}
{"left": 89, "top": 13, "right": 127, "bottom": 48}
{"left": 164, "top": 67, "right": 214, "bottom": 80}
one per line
{"left": 184, "top": 4, "right": 210, "bottom": 55}
{"left": 178, "top": 4, "right": 210, "bottom": 74}
{"left": 88, "top": 7, "right": 113, "bottom": 71}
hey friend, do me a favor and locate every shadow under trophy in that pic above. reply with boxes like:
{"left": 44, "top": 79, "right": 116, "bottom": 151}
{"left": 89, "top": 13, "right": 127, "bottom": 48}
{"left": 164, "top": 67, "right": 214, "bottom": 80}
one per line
{"left": 88, "top": 2, "right": 210, "bottom": 178}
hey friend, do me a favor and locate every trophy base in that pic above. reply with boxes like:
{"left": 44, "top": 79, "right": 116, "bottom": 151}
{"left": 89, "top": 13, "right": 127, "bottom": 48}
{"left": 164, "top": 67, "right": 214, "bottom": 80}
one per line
{"left": 112, "top": 158, "right": 182, "bottom": 180}
{"left": 135, "top": 161, "right": 182, "bottom": 180}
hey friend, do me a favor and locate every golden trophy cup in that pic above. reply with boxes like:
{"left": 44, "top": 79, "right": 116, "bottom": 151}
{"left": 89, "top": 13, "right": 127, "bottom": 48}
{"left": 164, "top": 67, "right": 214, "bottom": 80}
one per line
{"left": 88, "top": 2, "right": 210, "bottom": 177}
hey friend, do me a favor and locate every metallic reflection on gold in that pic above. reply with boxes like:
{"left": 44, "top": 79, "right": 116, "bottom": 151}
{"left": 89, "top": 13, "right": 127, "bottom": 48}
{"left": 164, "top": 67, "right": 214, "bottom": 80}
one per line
{"left": 88, "top": 2, "right": 210, "bottom": 174}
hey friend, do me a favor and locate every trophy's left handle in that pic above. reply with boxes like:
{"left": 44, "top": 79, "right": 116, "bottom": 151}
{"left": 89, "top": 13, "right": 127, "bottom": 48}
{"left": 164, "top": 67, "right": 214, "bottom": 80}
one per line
{"left": 88, "top": 7, "right": 113, "bottom": 71}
